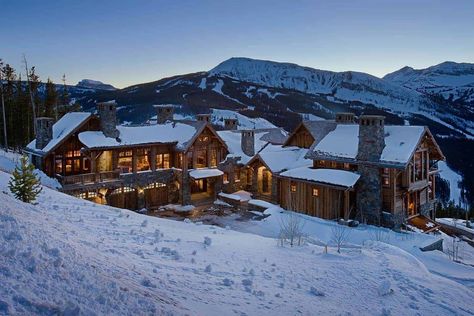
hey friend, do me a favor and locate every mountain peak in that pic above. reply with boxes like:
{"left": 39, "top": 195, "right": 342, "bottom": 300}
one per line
{"left": 76, "top": 79, "right": 116, "bottom": 91}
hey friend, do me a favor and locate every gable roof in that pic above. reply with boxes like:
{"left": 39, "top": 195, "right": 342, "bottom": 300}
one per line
{"left": 247, "top": 145, "right": 312, "bottom": 173}
{"left": 283, "top": 120, "right": 337, "bottom": 147}
{"left": 25, "top": 112, "right": 93, "bottom": 156}
{"left": 306, "top": 124, "right": 444, "bottom": 168}
{"left": 217, "top": 128, "right": 287, "bottom": 164}
{"left": 79, "top": 121, "right": 202, "bottom": 150}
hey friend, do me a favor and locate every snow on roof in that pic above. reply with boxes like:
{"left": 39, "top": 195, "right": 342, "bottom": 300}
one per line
{"left": 256, "top": 146, "right": 312, "bottom": 173}
{"left": 308, "top": 124, "right": 426, "bottom": 166}
{"left": 26, "top": 112, "right": 92, "bottom": 154}
{"left": 280, "top": 167, "right": 360, "bottom": 188}
{"left": 189, "top": 168, "right": 224, "bottom": 179}
{"left": 79, "top": 122, "right": 198, "bottom": 150}
{"left": 217, "top": 130, "right": 270, "bottom": 164}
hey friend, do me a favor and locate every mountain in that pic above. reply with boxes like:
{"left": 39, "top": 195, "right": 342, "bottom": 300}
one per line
{"left": 76, "top": 79, "right": 116, "bottom": 91}
{"left": 384, "top": 61, "right": 474, "bottom": 106}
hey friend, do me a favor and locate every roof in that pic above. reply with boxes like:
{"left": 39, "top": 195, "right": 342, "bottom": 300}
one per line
{"left": 189, "top": 168, "right": 224, "bottom": 179}
{"left": 78, "top": 122, "right": 200, "bottom": 150}
{"left": 26, "top": 112, "right": 93, "bottom": 155}
{"left": 279, "top": 167, "right": 361, "bottom": 188}
{"left": 283, "top": 120, "right": 337, "bottom": 147}
{"left": 306, "top": 124, "right": 433, "bottom": 167}
{"left": 248, "top": 145, "right": 312, "bottom": 173}
{"left": 217, "top": 129, "right": 283, "bottom": 164}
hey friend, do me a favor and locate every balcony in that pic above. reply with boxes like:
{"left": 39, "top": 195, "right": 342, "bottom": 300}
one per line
{"left": 57, "top": 170, "right": 120, "bottom": 187}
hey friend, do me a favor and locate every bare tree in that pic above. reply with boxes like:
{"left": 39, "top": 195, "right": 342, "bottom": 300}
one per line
{"left": 331, "top": 224, "right": 351, "bottom": 253}
{"left": 0, "top": 59, "right": 7, "bottom": 150}
{"left": 23, "top": 55, "right": 36, "bottom": 136}
{"left": 279, "top": 211, "right": 305, "bottom": 247}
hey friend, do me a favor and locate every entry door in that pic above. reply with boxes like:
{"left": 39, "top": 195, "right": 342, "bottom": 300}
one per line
{"left": 191, "top": 179, "right": 207, "bottom": 193}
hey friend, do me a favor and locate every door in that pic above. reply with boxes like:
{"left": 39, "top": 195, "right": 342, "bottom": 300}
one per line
{"left": 145, "top": 184, "right": 168, "bottom": 208}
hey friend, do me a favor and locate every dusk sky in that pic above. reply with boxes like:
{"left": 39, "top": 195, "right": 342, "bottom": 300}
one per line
{"left": 2, "top": 0, "right": 473, "bottom": 88}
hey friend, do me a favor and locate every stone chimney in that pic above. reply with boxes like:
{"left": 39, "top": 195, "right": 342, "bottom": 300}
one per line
{"left": 35, "top": 117, "right": 54, "bottom": 149}
{"left": 335, "top": 112, "right": 355, "bottom": 124}
{"left": 197, "top": 114, "right": 211, "bottom": 123}
{"left": 241, "top": 130, "right": 255, "bottom": 156}
{"left": 97, "top": 101, "right": 119, "bottom": 138}
{"left": 154, "top": 105, "right": 174, "bottom": 124}
{"left": 356, "top": 115, "right": 385, "bottom": 162}
{"left": 224, "top": 118, "right": 238, "bottom": 130}
{"left": 356, "top": 115, "right": 386, "bottom": 224}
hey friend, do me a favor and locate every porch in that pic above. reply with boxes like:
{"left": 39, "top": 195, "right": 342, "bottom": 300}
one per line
{"left": 57, "top": 170, "right": 121, "bottom": 189}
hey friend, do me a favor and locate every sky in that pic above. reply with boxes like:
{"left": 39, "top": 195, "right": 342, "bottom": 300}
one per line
{"left": 1, "top": 0, "right": 473, "bottom": 89}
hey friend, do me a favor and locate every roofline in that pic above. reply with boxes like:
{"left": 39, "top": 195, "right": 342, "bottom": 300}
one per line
{"left": 26, "top": 113, "right": 95, "bottom": 157}
{"left": 276, "top": 173, "right": 356, "bottom": 191}
{"left": 282, "top": 121, "right": 308, "bottom": 147}
{"left": 183, "top": 123, "right": 229, "bottom": 153}
{"left": 81, "top": 141, "right": 179, "bottom": 151}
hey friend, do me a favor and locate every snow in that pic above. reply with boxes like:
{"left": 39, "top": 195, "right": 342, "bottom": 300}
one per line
{"left": 26, "top": 112, "right": 92, "bottom": 154}
{"left": 255, "top": 146, "right": 312, "bottom": 173}
{"left": 211, "top": 79, "right": 245, "bottom": 105}
{"left": 438, "top": 161, "right": 463, "bottom": 203}
{"left": 311, "top": 124, "right": 426, "bottom": 166}
{"left": 79, "top": 122, "right": 198, "bottom": 150}
{"left": 280, "top": 167, "right": 360, "bottom": 188}
{"left": 437, "top": 218, "right": 474, "bottom": 235}
{"left": 198, "top": 78, "right": 207, "bottom": 90}
{"left": 0, "top": 171, "right": 473, "bottom": 314}
{"left": 217, "top": 130, "right": 271, "bottom": 164}
{"left": 218, "top": 190, "right": 252, "bottom": 202}
{"left": 189, "top": 168, "right": 223, "bottom": 179}
{"left": 248, "top": 199, "right": 274, "bottom": 209}
{"left": 211, "top": 108, "right": 276, "bottom": 130}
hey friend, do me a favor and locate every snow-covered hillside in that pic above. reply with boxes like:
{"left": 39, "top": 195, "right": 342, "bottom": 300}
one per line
{"left": 1, "top": 170, "right": 473, "bottom": 315}
{"left": 384, "top": 62, "right": 474, "bottom": 103}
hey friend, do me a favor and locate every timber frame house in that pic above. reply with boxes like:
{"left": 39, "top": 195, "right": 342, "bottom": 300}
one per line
{"left": 25, "top": 104, "right": 445, "bottom": 226}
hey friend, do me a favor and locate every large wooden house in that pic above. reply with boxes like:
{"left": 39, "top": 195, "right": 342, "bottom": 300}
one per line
{"left": 25, "top": 102, "right": 229, "bottom": 210}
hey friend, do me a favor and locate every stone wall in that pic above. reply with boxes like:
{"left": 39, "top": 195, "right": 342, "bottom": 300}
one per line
{"left": 35, "top": 117, "right": 54, "bottom": 149}
{"left": 224, "top": 118, "right": 237, "bottom": 130}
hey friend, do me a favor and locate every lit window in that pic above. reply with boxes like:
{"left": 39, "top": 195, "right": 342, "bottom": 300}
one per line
{"left": 196, "top": 149, "right": 207, "bottom": 168}
{"left": 210, "top": 149, "right": 218, "bottom": 167}
{"left": 290, "top": 184, "right": 297, "bottom": 192}
{"left": 55, "top": 158, "right": 63, "bottom": 174}
{"left": 343, "top": 163, "right": 350, "bottom": 170}
{"left": 223, "top": 173, "right": 229, "bottom": 183}
{"left": 331, "top": 161, "right": 337, "bottom": 168}
{"left": 136, "top": 148, "right": 150, "bottom": 171}
{"left": 312, "top": 188, "right": 319, "bottom": 197}
{"left": 118, "top": 150, "right": 133, "bottom": 173}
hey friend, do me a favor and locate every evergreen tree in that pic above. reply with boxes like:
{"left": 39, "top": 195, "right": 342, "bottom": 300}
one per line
{"left": 43, "top": 78, "right": 57, "bottom": 118}
{"left": 8, "top": 155, "right": 42, "bottom": 203}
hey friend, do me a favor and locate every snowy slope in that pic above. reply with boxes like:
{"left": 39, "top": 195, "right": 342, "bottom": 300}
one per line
{"left": 210, "top": 108, "right": 276, "bottom": 129}
{"left": 1, "top": 171, "right": 474, "bottom": 315}
{"left": 438, "top": 161, "right": 463, "bottom": 203}
{"left": 384, "top": 62, "right": 474, "bottom": 103}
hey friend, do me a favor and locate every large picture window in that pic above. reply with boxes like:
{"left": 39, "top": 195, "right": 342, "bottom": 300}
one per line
{"left": 196, "top": 149, "right": 207, "bottom": 168}
{"left": 156, "top": 153, "right": 170, "bottom": 169}
{"left": 136, "top": 148, "right": 150, "bottom": 171}
{"left": 210, "top": 148, "right": 217, "bottom": 167}
{"left": 118, "top": 150, "right": 133, "bottom": 173}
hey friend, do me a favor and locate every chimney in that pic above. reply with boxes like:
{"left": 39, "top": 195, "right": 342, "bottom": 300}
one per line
{"left": 154, "top": 105, "right": 174, "bottom": 124}
{"left": 197, "top": 114, "right": 211, "bottom": 123}
{"left": 241, "top": 130, "right": 255, "bottom": 156}
{"left": 356, "top": 115, "right": 385, "bottom": 162}
{"left": 355, "top": 115, "right": 386, "bottom": 224}
{"left": 224, "top": 118, "right": 238, "bottom": 130}
{"left": 335, "top": 112, "right": 355, "bottom": 124}
{"left": 35, "top": 117, "right": 54, "bottom": 149}
{"left": 97, "top": 101, "right": 119, "bottom": 138}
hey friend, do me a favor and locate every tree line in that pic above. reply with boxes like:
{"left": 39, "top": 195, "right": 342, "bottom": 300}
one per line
{"left": 0, "top": 57, "right": 78, "bottom": 150}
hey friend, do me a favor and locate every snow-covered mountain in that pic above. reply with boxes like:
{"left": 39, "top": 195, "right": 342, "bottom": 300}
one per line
{"left": 76, "top": 79, "right": 116, "bottom": 91}
{"left": 384, "top": 61, "right": 474, "bottom": 105}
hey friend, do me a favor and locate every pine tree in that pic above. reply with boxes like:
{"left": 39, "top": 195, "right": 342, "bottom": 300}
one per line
{"left": 8, "top": 155, "right": 42, "bottom": 203}
{"left": 43, "top": 78, "right": 57, "bottom": 118}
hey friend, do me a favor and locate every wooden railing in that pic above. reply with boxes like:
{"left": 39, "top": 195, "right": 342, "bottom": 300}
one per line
{"left": 57, "top": 170, "right": 120, "bottom": 186}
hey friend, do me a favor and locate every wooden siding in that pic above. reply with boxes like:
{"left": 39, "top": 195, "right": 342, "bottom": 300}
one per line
{"left": 285, "top": 125, "right": 314, "bottom": 148}
{"left": 279, "top": 178, "right": 351, "bottom": 220}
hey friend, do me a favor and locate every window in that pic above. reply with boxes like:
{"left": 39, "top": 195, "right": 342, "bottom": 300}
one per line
{"left": 331, "top": 161, "right": 337, "bottom": 168}
{"left": 210, "top": 149, "right": 218, "bottom": 167}
{"left": 312, "top": 188, "right": 319, "bottom": 197}
{"left": 199, "top": 136, "right": 209, "bottom": 143}
{"left": 223, "top": 172, "right": 229, "bottom": 184}
{"left": 382, "top": 168, "right": 390, "bottom": 187}
{"left": 118, "top": 150, "right": 133, "bottom": 173}
{"left": 235, "top": 168, "right": 241, "bottom": 182}
{"left": 196, "top": 149, "right": 207, "bottom": 168}
{"left": 55, "top": 156, "right": 63, "bottom": 174}
{"left": 176, "top": 153, "right": 183, "bottom": 169}
{"left": 64, "top": 149, "right": 83, "bottom": 175}
{"left": 144, "top": 182, "right": 166, "bottom": 189}
{"left": 414, "top": 152, "right": 423, "bottom": 181}
{"left": 343, "top": 163, "right": 350, "bottom": 170}
{"left": 187, "top": 152, "right": 193, "bottom": 169}
{"left": 317, "top": 160, "right": 325, "bottom": 167}
{"left": 136, "top": 148, "right": 150, "bottom": 171}
{"left": 290, "top": 184, "right": 297, "bottom": 192}
{"left": 156, "top": 153, "right": 170, "bottom": 169}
